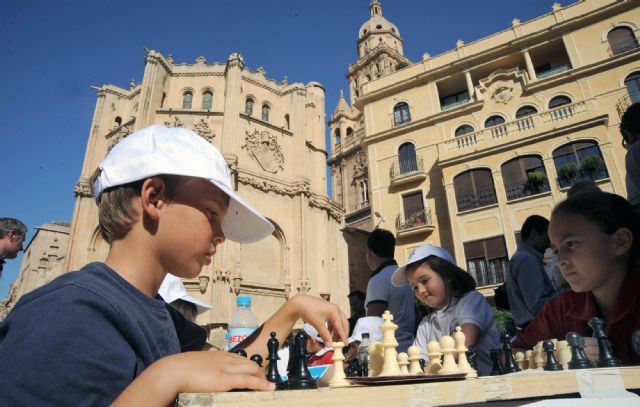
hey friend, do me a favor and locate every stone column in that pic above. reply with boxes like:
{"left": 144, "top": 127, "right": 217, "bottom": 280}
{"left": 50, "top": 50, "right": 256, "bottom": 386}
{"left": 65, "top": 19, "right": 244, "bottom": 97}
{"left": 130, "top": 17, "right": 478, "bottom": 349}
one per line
{"left": 543, "top": 157, "right": 562, "bottom": 202}
{"left": 492, "top": 171, "right": 516, "bottom": 256}
{"left": 221, "top": 52, "right": 245, "bottom": 153}
{"left": 523, "top": 49, "right": 537, "bottom": 82}
{"left": 464, "top": 70, "right": 475, "bottom": 100}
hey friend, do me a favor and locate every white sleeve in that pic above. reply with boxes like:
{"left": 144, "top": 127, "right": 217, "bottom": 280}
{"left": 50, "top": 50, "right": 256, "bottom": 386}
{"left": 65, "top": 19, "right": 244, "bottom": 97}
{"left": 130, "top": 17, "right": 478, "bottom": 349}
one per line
{"left": 454, "top": 291, "right": 494, "bottom": 333}
{"left": 364, "top": 273, "right": 390, "bottom": 307}
{"left": 412, "top": 318, "right": 429, "bottom": 360}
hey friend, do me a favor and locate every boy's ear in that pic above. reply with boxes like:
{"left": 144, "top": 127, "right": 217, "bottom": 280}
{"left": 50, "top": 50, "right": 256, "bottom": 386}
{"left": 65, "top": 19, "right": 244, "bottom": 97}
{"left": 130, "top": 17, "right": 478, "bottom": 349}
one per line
{"left": 140, "top": 177, "right": 167, "bottom": 220}
{"left": 611, "top": 227, "right": 633, "bottom": 256}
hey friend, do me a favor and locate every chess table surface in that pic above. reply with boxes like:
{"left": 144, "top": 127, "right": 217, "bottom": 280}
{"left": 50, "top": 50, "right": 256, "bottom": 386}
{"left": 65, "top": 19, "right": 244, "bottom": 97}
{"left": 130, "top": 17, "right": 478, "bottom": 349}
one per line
{"left": 178, "top": 366, "right": 640, "bottom": 406}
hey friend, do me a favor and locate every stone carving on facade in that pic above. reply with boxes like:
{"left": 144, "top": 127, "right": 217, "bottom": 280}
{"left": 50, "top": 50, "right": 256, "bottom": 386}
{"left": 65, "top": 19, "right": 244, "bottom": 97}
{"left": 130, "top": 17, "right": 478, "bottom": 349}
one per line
{"left": 214, "top": 267, "right": 231, "bottom": 283}
{"left": 492, "top": 84, "right": 514, "bottom": 104}
{"left": 106, "top": 124, "right": 133, "bottom": 152}
{"left": 297, "top": 279, "right": 311, "bottom": 293}
{"left": 237, "top": 175, "right": 308, "bottom": 197}
{"left": 164, "top": 116, "right": 184, "bottom": 128}
{"left": 242, "top": 129, "right": 285, "bottom": 173}
{"left": 198, "top": 276, "right": 210, "bottom": 294}
{"left": 476, "top": 67, "right": 527, "bottom": 103}
{"left": 354, "top": 150, "right": 368, "bottom": 175}
{"left": 73, "top": 178, "right": 93, "bottom": 198}
{"left": 193, "top": 118, "right": 214, "bottom": 142}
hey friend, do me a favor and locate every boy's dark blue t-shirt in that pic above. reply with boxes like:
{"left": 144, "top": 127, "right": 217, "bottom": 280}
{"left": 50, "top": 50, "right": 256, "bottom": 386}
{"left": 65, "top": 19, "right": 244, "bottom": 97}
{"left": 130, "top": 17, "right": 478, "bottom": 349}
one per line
{"left": 0, "top": 262, "right": 200, "bottom": 406}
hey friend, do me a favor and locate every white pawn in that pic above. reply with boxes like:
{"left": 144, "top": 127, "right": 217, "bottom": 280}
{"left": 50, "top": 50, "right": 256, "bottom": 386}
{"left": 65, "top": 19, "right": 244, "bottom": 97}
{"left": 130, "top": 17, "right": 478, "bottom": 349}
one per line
{"left": 453, "top": 326, "right": 477, "bottom": 378}
{"left": 557, "top": 340, "right": 571, "bottom": 370}
{"left": 534, "top": 341, "right": 545, "bottom": 370}
{"left": 525, "top": 350, "right": 535, "bottom": 370}
{"left": 438, "top": 335, "right": 461, "bottom": 374}
{"left": 398, "top": 352, "right": 410, "bottom": 375}
{"left": 379, "top": 311, "right": 402, "bottom": 376}
{"left": 407, "top": 346, "right": 424, "bottom": 375}
{"left": 426, "top": 340, "right": 443, "bottom": 374}
{"left": 367, "top": 342, "right": 384, "bottom": 377}
{"left": 329, "top": 342, "right": 350, "bottom": 388}
{"left": 514, "top": 352, "right": 526, "bottom": 371}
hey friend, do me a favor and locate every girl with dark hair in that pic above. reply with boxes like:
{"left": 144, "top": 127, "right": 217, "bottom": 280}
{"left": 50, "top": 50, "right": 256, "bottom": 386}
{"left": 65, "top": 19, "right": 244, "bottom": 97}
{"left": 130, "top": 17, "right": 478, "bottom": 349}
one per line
{"left": 513, "top": 192, "right": 640, "bottom": 365}
{"left": 391, "top": 244, "right": 500, "bottom": 375}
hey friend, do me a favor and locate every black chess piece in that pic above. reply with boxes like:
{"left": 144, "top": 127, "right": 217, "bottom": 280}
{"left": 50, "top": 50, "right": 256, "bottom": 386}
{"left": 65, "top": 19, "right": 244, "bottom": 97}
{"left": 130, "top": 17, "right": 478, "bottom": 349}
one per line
{"left": 250, "top": 354, "right": 263, "bottom": 367}
{"left": 266, "top": 332, "right": 286, "bottom": 390}
{"left": 467, "top": 345, "right": 479, "bottom": 373}
{"left": 489, "top": 349, "right": 502, "bottom": 376}
{"left": 287, "top": 331, "right": 318, "bottom": 390}
{"left": 542, "top": 340, "right": 563, "bottom": 371}
{"left": 231, "top": 348, "right": 247, "bottom": 358}
{"left": 566, "top": 332, "right": 595, "bottom": 369}
{"left": 588, "top": 317, "right": 622, "bottom": 368}
{"left": 500, "top": 332, "right": 519, "bottom": 373}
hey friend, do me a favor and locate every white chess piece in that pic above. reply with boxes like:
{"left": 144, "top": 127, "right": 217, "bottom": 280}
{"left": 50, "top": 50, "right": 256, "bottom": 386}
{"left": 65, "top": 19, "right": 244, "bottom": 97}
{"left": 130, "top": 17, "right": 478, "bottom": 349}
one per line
{"left": 514, "top": 352, "right": 526, "bottom": 371}
{"left": 534, "top": 342, "right": 545, "bottom": 370}
{"left": 556, "top": 340, "right": 571, "bottom": 370}
{"left": 453, "top": 326, "right": 477, "bottom": 378}
{"left": 437, "top": 335, "right": 461, "bottom": 374}
{"left": 329, "top": 342, "right": 351, "bottom": 388}
{"left": 367, "top": 342, "right": 383, "bottom": 377}
{"left": 407, "top": 346, "right": 424, "bottom": 375}
{"left": 426, "top": 340, "right": 443, "bottom": 374}
{"left": 398, "top": 352, "right": 409, "bottom": 375}
{"left": 525, "top": 350, "right": 535, "bottom": 370}
{"left": 379, "top": 311, "right": 402, "bottom": 376}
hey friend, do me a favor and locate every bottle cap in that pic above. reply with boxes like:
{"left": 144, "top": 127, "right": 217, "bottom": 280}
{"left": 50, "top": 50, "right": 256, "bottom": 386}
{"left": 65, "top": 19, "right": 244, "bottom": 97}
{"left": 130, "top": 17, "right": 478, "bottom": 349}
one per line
{"left": 236, "top": 295, "right": 251, "bottom": 307}
{"left": 362, "top": 333, "right": 370, "bottom": 339}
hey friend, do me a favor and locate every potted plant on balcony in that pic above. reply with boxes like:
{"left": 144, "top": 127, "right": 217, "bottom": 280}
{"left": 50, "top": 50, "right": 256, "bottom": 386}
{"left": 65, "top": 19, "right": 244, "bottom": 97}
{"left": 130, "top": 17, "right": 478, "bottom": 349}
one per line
{"left": 527, "top": 171, "right": 548, "bottom": 194}
{"left": 581, "top": 156, "right": 604, "bottom": 179}
{"left": 558, "top": 162, "right": 578, "bottom": 184}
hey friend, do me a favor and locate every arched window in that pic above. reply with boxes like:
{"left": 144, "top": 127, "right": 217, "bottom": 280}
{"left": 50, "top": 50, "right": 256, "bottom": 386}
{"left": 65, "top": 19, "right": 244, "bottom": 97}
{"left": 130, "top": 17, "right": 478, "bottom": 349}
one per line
{"left": 484, "top": 115, "right": 505, "bottom": 128}
{"left": 624, "top": 72, "right": 640, "bottom": 103}
{"left": 335, "top": 128, "right": 341, "bottom": 144}
{"left": 202, "top": 91, "right": 213, "bottom": 110}
{"left": 182, "top": 91, "right": 193, "bottom": 109}
{"left": 455, "top": 125, "right": 474, "bottom": 137}
{"left": 608, "top": 26, "right": 639, "bottom": 55}
{"left": 262, "top": 104, "right": 270, "bottom": 122}
{"left": 360, "top": 179, "right": 369, "bottom": 207}
{"left": 346, "top": 127, "right": 354, "bottom": 137}
{"left": 549, "top": 95, "right": 572, "bottom": 109}
{"left": 245, "top": 98, "right": 254, "bottom": 115}
{"left": 515, "top": 105, "right": 538, "bottom": 119}
{"left": 553, "top": 140, "right": 608, "bottom": 188}
{"left": 453, "top": 169, "right": 498, "bottom": 212}
{"left": 393, "top": 102, "right": 411, "bottom": 126}
{"left": 285, "top": 114, "right": 290, "bottom": 130}
{"left": 398, "top": 142, "right": 418, "bottom": 174}
{"left": 501, "top": 155, "right": 549, "bottom": 200}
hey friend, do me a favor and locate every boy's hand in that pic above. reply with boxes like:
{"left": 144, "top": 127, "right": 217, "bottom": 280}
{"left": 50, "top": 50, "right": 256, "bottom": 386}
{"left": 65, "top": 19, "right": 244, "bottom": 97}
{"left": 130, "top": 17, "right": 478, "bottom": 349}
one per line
{"left": 290, "top": 294, "right": 349, "bottom": 345}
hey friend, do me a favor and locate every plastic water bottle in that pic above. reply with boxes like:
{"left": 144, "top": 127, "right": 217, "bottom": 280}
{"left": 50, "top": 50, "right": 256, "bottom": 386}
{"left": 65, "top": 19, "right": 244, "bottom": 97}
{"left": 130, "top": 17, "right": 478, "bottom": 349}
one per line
{"left": 227, "top": 295, "right": 258, "bottom": 350}
{"left": 358, "top": 332, "right": 370, "bottom": 364}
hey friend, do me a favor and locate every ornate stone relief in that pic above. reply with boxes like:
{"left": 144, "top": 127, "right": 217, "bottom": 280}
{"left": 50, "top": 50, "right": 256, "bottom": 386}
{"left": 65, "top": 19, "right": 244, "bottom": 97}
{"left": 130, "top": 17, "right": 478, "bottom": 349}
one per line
{"left": 74, "top": 178, "right": 93, "bottom": 198}
{"left": 297, "top": 279, "right": 311, "bottom": 293}
{"left": 492, "top": 84, "right": 514, "bottom": 104}
{"left": 354, "top": 150, "right": 368, "bottom": 175}
{"left": 198, "top": 276, "right": 210, "bottom": 294}
{"left": 164, "top": 116, "right": 184, "bottom": 128}
{"left": 476, "top": 67, "right": 527, "bottom": 104}
{"left": 106, "top": 124, "right": 133, "bottom": 152}
{"left": 242, "top": 129, "right": 284, "bottom": 173}
{"left": 193, "top": 118, "right": 214, "bottom": 142}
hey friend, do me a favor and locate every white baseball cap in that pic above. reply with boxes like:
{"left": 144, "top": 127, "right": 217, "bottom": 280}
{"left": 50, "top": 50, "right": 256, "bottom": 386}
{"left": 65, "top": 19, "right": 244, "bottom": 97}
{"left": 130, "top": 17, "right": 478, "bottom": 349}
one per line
{"left": 348, "top": 316, "right": 383, "bottom": 344}
{"left": 302, "top": 323, "right": 324, "bottom": 343}
{"left": 391, "top": 244, "right": 456, "bottom": 287}
{"left": 158, "top": 273, "right": 212, "bottom": 314}
{"left": 92, "top": 125, "right": 274, "bottom": 243}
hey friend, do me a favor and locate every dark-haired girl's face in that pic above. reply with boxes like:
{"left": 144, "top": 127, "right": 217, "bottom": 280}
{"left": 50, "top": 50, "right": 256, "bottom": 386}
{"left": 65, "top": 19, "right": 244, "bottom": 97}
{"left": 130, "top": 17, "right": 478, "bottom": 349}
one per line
{"left": 407, "top": 262, "right": 448, "bottom": 309}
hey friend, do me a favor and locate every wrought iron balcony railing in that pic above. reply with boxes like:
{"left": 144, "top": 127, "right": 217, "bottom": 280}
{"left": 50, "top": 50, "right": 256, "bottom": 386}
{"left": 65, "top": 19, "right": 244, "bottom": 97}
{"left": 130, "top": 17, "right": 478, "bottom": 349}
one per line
{"left": 455, "top": 188, "right": 498, "bottom": 212}
{"left": 536, "top": 64, "right": 571, "bottom": 79}
{"left": 395, "top": 208, "right": 432, "bottom": 232}
{"left": 504, "top": 179, "right": 551, "bottom": 201}
{"left": 390, "top": 157, "right": 425, "bottom": 180}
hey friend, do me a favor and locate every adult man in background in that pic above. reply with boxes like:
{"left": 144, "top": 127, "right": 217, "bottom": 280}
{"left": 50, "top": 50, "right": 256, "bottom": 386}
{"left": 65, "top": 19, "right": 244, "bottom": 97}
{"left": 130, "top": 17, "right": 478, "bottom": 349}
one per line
{"left": 347, "top": 290, "right": 366, "bottom": 336}
{"left": 0, "top": 218, "right": 27, "bottom": 278}
{"left": 506, "top": 215, "right": 555, "bottom": 329}
{"left": 364, "top": 229, "right": 415, "bottom": 352}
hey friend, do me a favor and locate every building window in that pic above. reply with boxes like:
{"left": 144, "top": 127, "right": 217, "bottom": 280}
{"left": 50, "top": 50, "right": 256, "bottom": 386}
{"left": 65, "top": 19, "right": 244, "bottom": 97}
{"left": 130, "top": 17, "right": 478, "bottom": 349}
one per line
{"left": 553, "top": 141, "right": 608, "bottom": 188}
{"left": 335, "top": 128, "right": 341, "bottom": 144}
{"left": 360, "top": 179, "right": 369, "bottom": 207}
{"left": 440, "top": 90, "right": 470, "bottom": 110}
{"left": 398, "top": 142, "right": 418, "bottom": 174}
{"left": 455, "top": 125, "right": 474, "bottom": 137}
{"left": 625, "top": 72, "right": 640, "bottom": 103}
{"left": 548, "top": 95, "right": 572, "bottom": 109}
{"left": 393, "top": 102, "right": 411, "bottom": 126}
{"left": 396, "top": 191, "right": 428, "bottom": 231}
{"left": 182, "top": 91, "right": 193, "bottom": 109}
{"left": 463, "top": 236, "right": 508, "bottom": 287}
{"left": 453, "top": 169, "right": 498, "bottom": 212}
{"left": 262, "top": 104, "right": 270, "bottom": 122}
{"left": 347, "top": 127, "right": 354, "bottom": 137}
{"left": 501, "top": 155, "right": 549, "bottom": 200}
{"left": 245, "top": 98, "right": 254, "bottom": 115}
{"left": 285, "top": 114, "right": 290, "bottom": 130}
{"left": 515, "top": 105, "right": 538, "bottom": 119}
{"left": 201, "top": 91, "right": 213, "bottom": 110}
{"left": 484, "top": 115, "right": 505, "bottom": 128}
{"left": 608, "top": 26, "right": 639, "bottom": 55}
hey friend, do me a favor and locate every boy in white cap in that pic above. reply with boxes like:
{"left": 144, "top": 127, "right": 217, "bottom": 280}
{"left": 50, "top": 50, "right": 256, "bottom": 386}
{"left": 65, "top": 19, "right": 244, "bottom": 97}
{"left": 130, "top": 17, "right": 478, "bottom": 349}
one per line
{"left": 302, "top": 323, "right": 335, "bottom": 366}
{"left": 0, "top": 125, "right": 348, "bottom": 406}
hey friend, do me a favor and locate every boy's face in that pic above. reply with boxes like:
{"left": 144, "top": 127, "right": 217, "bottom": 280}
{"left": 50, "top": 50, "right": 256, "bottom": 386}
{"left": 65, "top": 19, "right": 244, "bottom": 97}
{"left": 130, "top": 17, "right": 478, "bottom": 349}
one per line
{"left": 156, "top": 178, "right": 229, "bottom": 279}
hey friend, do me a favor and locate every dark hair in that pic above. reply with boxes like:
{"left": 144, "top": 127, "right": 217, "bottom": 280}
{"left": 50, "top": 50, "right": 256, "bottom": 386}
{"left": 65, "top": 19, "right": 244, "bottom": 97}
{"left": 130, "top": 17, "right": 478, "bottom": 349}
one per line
{"left": 521, "top": 215, "right": 549, "bottom": 241}
{"left": 410, "top": 256, "right": 476, "bottom": 314}
{"left": 620, "top": 102, "right": 640, "bottom": 135}
{"left": 367, "top": 228, "right": 395, "bottom": 258}
{"left": 567, "top": 179, "right": 601, "bottom": 198}
{"left": 552, "top": 192, "right": 639, "bottom": 267}
{"left": 347, "top": 290, "right": 365, "bottom": 301}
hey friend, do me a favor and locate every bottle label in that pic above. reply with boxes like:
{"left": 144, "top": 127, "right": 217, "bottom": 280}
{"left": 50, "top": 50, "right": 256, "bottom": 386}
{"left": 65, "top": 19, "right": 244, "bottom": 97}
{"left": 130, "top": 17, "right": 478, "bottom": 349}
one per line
{"left": 227, "top": 327, "right": 256, "bottom": 349}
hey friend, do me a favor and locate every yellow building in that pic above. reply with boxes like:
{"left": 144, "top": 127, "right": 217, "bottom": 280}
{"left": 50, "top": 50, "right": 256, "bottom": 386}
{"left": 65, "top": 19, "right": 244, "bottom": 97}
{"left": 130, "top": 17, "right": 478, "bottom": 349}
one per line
{"left": 330, "top": 0, "right": 639, "bottom": 297}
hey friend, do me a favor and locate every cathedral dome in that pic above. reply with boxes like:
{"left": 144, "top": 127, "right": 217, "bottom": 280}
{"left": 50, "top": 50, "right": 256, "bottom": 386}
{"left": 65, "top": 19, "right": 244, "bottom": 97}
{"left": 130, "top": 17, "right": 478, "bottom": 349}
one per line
{"left": 358, "top": 1, "right": 400, "bottom": 40}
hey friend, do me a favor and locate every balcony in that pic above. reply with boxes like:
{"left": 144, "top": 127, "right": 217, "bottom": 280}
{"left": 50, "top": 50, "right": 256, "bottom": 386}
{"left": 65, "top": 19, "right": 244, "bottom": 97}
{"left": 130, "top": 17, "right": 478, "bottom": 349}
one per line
{"left": 558, "top": 168, "right": 609, "bottom": 189}
{"left": 395, "top": 208, "right": 434, "bottom": 238}
{"left": 390, "top": 157, "right": 427, "bottom": 187}
{"left": 536, "top": 64, "right": 570, "bottom": 79}
{"left": 441, "top": 98, "right": 471, "bottom": 111}
{"left": 504, "top": 179, "right": 551, "bottom": 201}
{"left": 616, "top": 92, "right": 640, "bottom": 118}
{"left": 456, "top": 188, "right": 498, "bottom": 213}
{"left": 609, "top": 38, "right": 640, "bottom": 57}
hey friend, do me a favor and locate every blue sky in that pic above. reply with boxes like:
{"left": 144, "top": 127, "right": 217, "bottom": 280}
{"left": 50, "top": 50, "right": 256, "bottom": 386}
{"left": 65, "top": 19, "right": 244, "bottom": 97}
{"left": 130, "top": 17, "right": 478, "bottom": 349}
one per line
{"left": 1, "top": 0, "right": 568, "bottom": 298}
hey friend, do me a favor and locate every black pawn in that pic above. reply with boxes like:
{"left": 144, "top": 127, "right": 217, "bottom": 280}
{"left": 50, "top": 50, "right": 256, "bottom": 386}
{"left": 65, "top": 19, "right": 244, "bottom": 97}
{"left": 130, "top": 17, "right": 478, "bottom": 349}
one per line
{"left": 250, "top": 354, "right": 263, "bottom": 367}
{"left": 500, "top": 332, "right": 519, "bottom": 373}
{"left": 287, "top": 331, "right": 317, "bottom": 390}
{"left": 490, "top": 349, "right": 502, "bottom": 376}
{"left": 542, "top": 340, "right": 563, "bottom": 371}
{"left": 467, "top": 345, "right": 479, "bottom": 373}
{"left": 588, "top": 317, "right": 622, "bottom": 368}
{"left": 266, "top": 332, "right": 286, "bottom": 390}
{"left": 231, "top": 348, "right": 247, "bottom": 358}
{"left": 566, "top": 332, "right": 594, "bottom": 369}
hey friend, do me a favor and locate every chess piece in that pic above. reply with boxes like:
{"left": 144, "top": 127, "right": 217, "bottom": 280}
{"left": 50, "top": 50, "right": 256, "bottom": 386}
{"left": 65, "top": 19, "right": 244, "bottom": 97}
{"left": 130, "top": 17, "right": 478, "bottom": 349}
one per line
{"left": 266, "top": 332, "right": 286, "bottom": 390}
{"left": 556, "top": 340, "right": 571, "bottom": 370}
{"left": 454, "top": 326, "right": 477, "bottom": 378}
{"left": 288, "top": 331, "right": 318, "bottom": 390}
{"left": 407, "top": 346, "right": 424, "bottom": 375}
{"left": 500, "top": 332, "right": 519, "bottom": 373}
{"left": 525, "top": 350, "right": 535, "bottom": 370}
{"left": 466, "top": 345, "right": 479, "bottom": 373}
{"left": 632, "top": 329, "right": 640, "bottom": 357}
{"left": 250, "top": 354, "right": 263, "bottom": 367}
{"left": 426, "top": 340, "right": 443, "bottom": 374}
{"left": 588, "top": 317, "right": 622, "bottom": 368}
{"left": 329, "top": 342, "right": 350, "bottom": 388}
{"left": 437, "top": 335, "right": 461, "bottom": 374}
{"left": 534, "top": 342, "right": 545, "bottom": 370}
{"left": 542, "top": 340, "right": 562, "bottom": 371}
{"left": 379, "top": 311, "right": 402, "bottom": 376}
{"left": 398, "top": 352, "right": 410, "bottom": 375}
{"left": 514, "top": 352, "right": 526, "bottom": 371}
{"left": 566, "top": 332, "right": 595, "bottom": 369}
{"left": 489, "top": 349, "right": 502, "bottom": 376}
{"left": 367, "top": 342, "right": 384, "bottom": 377}
{"left": 231, "top": 348, "right": 248, "bottom": 358}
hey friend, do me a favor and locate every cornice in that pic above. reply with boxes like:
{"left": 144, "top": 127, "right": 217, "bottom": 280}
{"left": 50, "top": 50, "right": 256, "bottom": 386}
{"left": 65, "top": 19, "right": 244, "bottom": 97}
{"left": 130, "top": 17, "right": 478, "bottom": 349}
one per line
{"left": 239, "top": 113, "right": 294, "bottom": 136}
{"left": 241, "top": 75, "right": 306, "bottom": 97}
{"left": 92, "top": 86, "right": 141, "bottom": 100}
